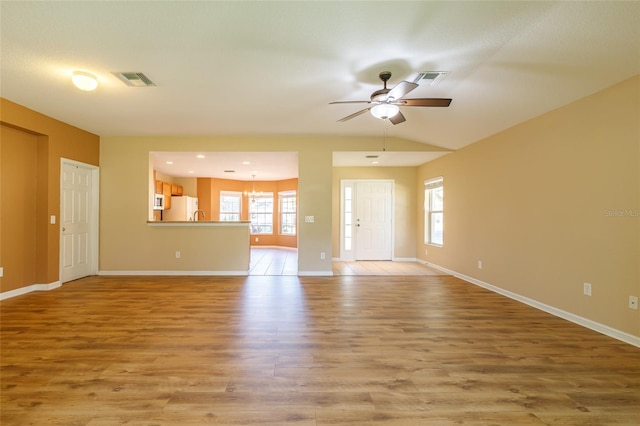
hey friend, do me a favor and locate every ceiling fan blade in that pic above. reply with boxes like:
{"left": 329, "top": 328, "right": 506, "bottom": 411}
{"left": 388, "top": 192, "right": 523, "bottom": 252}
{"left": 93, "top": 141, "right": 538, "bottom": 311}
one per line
{"left": 337, "top": 108, "right": 370, "bottom": 122}
{"left": 398, "top": 98, "right": 452, "bottom": 107}
{"left": 389, "top": 111, "right": 406, "bottom": 125}
{"left": 387, "top": 81, "right": 418, "bottom": 101}
{"left": 329, "top": 100, "right": 372, "bottom": 105}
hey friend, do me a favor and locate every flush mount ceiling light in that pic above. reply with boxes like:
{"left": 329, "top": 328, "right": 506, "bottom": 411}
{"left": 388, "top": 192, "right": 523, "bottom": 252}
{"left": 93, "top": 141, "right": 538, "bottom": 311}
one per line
{"left": 71, "top": 71, "right": 98, "bottom": 91}
{"left": 370, "top": 103, "right": 400, "bottom": 120}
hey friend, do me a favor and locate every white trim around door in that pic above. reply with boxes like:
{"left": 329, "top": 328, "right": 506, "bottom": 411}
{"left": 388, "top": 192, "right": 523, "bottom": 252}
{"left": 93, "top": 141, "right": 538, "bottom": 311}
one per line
{"left": 340, "top": 179, "right": 394, "bottom": 261}
{"left": 60, "top": 158, "right": 99, "bottom": 283}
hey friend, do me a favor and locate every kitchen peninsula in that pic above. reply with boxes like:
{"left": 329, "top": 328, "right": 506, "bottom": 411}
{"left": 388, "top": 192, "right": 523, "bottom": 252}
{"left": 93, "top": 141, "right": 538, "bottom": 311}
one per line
{"left": 145, "top": 220, "right": 251, "bottom": 275}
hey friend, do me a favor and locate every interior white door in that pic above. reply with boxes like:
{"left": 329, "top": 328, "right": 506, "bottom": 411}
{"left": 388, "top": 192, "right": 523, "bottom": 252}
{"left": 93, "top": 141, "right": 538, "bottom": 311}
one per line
{"left": 355, "top": 181, "right": 393, "bottom": 260}
{"left": 61, "top": 162, "right": 93, "bottom": 282}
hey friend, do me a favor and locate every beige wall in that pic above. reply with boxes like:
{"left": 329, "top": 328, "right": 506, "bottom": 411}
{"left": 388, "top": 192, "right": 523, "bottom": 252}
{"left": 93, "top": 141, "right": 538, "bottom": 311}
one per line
{"left": 417, "top": 76, "right": 640, "bottom": 337}
{"left": 0, "top": 99, "right": 100, "bottom": 292}
{"left": 100, "top": 136, "right": 439, "bottom": 274}
{"left": 332, "top": 167, "right": 418, "bottom": 259}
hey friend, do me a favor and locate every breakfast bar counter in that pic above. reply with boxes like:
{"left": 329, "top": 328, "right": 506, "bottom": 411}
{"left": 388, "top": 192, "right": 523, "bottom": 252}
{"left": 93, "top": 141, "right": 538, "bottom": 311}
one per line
{"left": 134, "top": 220, "right": 251, "bottom": 275}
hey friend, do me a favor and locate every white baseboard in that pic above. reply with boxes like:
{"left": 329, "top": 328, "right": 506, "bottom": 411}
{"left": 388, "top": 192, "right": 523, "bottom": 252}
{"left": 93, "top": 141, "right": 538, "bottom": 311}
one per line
{"left": 420, "top": 260, "right": 640, "bottom": 348}
{"left": 0, "top": 281, "right": 62, "bottom": 301}
{"left": 98, "top": 270, "right": 248, "bottom": 276}
{"left": 393, "top": 257, "right": 418, "bottom": 262}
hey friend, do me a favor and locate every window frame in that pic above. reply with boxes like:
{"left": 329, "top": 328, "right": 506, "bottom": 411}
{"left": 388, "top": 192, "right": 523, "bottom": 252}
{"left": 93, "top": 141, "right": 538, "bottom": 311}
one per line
{"left": 219, "top": 190, "right": 242, "bottom": 222}
{"left": 249, "top": 192, "right": 274, "bottom": 235}
{"left": 278, "top": 190, "right": 297, "bottom": 236}
{"left": 424, "top": 177, "right": 444, "bottom": 246}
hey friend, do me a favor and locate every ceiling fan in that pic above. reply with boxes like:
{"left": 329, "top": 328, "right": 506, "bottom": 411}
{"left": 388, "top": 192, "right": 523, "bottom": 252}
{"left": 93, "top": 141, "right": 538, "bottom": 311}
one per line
{"left": 330, "top": 71, "right": 452, "bottom": 125}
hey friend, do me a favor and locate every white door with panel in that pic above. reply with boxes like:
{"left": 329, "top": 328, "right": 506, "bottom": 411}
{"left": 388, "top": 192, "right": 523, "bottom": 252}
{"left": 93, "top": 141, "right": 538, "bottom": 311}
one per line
{"left": 61, "top": 162, "right": 96, "bottom": 282}
{"left": 354, "top": 180, "right": 393, "bottom": 260}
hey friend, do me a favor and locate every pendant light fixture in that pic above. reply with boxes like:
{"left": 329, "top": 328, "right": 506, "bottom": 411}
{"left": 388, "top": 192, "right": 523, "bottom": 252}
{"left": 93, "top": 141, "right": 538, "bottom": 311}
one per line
{"left": 245, "top": 174, "right": 261, "bottom": 202}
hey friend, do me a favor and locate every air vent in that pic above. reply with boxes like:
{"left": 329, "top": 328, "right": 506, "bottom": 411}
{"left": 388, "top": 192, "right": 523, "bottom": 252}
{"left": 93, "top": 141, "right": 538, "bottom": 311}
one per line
{"left": 365, "top": 155, "right": 379, "bottom": 159}
{"left": 224, "top": 170, "right": 236, "bottom": 173}
{"left": 413, "top": 71, "right": 449, "bottom": 86}
{"left": 113, "top": 72, "right": 156, "bottom": 87}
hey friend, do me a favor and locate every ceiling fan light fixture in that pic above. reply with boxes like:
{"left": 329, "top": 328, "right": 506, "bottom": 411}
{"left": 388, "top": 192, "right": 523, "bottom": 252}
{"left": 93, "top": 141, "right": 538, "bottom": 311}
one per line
{"left": 71, "top": 71, "right": 98, "bottom": 91}
{"left": 371, "top": 103, "right": 399, "bottom": 120}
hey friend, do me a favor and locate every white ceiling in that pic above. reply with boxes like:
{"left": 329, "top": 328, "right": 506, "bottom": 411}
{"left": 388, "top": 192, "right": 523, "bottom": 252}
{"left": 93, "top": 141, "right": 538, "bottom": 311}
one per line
{"left": 2, "top": 1, "right": 639, "bottom": 178}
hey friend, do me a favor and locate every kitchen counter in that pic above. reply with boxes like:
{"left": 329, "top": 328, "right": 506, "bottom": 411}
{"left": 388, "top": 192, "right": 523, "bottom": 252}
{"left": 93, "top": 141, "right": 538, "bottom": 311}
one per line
{"left": 139, "top": 221, "right": 251, "bottom": 274}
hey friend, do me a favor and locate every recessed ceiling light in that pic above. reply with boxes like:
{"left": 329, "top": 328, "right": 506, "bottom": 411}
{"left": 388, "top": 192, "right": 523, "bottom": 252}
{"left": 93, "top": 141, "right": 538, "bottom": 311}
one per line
{"left": 371, "top": 161, "right": 380, "bottom": 165}
{"left": 196, "top": 154, "right": 205, "bottom": 159}
{"left": 71, "top": 71, "right": 98, "bottom": 91}
{"left": 188, "top": 170, "right": 195, "bottom": 174}
{"left": 165, "top": 161, "right": 173, "bottom": 165}
{"left": 242, "top": 161, "right": 251, "bottom": 165}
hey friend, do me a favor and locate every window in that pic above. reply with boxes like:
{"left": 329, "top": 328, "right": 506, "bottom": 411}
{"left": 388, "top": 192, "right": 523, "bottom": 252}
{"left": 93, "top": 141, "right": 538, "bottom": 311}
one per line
{"left": 219, "top": 191, "right": 241, "bottom": 221}
{"left": 279, "top": 191, "right": 296, "bottom": 235}
{"left": 343, "top": 186, "right": 353, "bottom": 251}
{"left": 425, "top": 177, "right": 444, "bottom": 245}
{"left": 249, "top": 193, "right": 273, "bottom": 234}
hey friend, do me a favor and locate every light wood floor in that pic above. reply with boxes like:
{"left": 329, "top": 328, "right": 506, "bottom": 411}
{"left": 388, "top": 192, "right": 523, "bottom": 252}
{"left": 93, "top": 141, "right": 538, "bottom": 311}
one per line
{"left": 2, "top": 275, "right": 639, "bottom": 425}
{"left": 250, "top": 247, "right": 444, "bottom": 276}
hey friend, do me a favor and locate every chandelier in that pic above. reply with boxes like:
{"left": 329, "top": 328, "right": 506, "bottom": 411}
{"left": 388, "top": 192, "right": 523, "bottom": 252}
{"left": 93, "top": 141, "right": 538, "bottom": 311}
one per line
{"left": 244, "top": 174, "right": 262, "bottom": 202}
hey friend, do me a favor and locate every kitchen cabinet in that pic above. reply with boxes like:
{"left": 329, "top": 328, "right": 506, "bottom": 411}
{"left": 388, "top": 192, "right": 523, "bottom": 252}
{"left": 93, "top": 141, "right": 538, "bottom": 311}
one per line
{"left": 171, "top": 184, "right": 183, "bottom": 196}
{"left": 155, "top": 180, "right": 163, "bottom": 194}
{"left": 162, "top": 182, "right": 172, "bottom": 210}
{"left": 171, "top": 183, "right": 183, "bottom": 197}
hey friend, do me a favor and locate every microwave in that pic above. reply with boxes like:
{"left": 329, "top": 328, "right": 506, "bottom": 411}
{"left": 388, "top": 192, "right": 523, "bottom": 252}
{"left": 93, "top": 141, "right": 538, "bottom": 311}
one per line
{"left": 153, "top": 193, "right": 165, "bottom": 210}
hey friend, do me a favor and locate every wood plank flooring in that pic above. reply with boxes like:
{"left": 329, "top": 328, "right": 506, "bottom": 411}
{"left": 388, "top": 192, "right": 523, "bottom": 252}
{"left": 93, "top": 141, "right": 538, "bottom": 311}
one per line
{"left": 2, "top": 275, "right": 639, "bottom": 425}
{"left": 250, "top": 247, "right": 444, "bottom": 276}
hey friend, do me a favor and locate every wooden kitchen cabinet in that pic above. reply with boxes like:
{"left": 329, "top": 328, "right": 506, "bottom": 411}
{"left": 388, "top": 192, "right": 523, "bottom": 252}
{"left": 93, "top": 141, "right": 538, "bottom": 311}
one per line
{"left": 155, "top": 180, "right": 163, "bottom": 194}
{"left": 162, "top": 182, "right": 172, "bottom": 210}
{"left": 171, "top": 184, "right": 183, "bottom": 196}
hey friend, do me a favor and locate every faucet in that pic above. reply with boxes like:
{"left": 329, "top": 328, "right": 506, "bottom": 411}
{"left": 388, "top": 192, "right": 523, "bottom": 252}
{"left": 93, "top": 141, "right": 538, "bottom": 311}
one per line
{"left": 193, "top": 210, "right": 205, "bottom": 221}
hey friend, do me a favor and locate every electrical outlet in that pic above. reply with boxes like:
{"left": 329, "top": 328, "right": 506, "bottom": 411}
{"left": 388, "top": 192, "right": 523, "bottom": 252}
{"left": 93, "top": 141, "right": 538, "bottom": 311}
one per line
{"left": 629, "top": 296, "right": 639, "bottom": 310}
{"left": 320, "top": 252, "right": 326, "bottom": 260}
{"left": 255, "top": 237, "right": 259, "bottom": 242}
{"left": 175, "top": 251, "right": 181, "bottom": 259}
{"left": 583, "top": 282, "right": 592, "bottom": 296}
{"left": 477, "top": 260, "right": 482, "bottom": 269}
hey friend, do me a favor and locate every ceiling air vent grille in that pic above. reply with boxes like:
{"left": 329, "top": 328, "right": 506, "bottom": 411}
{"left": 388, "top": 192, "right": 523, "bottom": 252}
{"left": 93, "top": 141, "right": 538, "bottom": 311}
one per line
{"left": 413, "top": 71, "right": 449, "bottom": 86}
{"left": 113, "top": 72, "right": 156, "bottom": 87}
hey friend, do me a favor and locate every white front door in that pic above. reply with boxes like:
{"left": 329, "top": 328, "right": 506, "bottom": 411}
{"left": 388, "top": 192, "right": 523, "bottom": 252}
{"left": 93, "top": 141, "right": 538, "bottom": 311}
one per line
{"left": 61, "top": 161, "right": 97, "bottom": 282}
{"left": 354, "top": 180, "right": 393, "bottom": 260}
